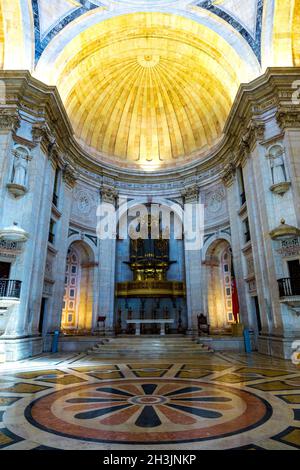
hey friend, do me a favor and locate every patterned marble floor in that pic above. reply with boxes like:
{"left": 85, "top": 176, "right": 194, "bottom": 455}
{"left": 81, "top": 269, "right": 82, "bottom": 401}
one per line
{"left": 0, "top": 352, "right": 299, "bottom": 450}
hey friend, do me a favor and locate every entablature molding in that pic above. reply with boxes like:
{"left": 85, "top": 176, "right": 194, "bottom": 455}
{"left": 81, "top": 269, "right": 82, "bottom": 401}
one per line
{"left": 0, "top": 68, "right": 299, "bottom": 187}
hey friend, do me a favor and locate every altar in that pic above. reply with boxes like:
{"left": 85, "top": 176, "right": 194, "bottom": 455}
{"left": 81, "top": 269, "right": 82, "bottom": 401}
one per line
{"left": 126, "top": 319, "right": 174, "bottom": 336}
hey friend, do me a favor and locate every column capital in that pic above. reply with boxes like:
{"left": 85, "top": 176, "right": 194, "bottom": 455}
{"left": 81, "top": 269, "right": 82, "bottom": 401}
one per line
{"left": 238, "top": 119, "right": 265, "bottom": 159}
{"left": 0, "top": 109, "right": 20, "bottom": 132}
{"left": 62, "top": 162, "right": 78, "bottom": 188}
{"left": 276, "top": 106, "right": 300, "bottom": 130}
{"left": 100, "top": 186, "right": 118, "bottom": 205}
{"left": 181, "top": 184, "right": 199, "bottom": 202}
{"left": 31, "top": 122, "right": 58, "bottom": 159}
{"left": 222, "top": 162, "right": 236, "bottom": 187}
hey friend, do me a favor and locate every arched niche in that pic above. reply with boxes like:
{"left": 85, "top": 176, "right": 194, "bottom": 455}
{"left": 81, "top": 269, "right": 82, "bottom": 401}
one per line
{"left": 60, "top": 240, "right": 96, "bottom": 334}
{"left": 203, "top": 237, "right": 235, "bottom": 333}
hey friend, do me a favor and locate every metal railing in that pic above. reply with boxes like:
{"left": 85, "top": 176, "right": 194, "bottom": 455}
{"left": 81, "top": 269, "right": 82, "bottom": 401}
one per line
{"left": 278, "top": 277, "right": 300, "bottom": 297}
{"left": 0, "top": 279, "right": 22, "bottom": 298}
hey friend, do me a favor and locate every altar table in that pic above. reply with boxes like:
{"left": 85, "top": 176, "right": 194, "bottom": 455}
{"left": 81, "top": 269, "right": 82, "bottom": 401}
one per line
{"left": 126, "top": 319, "right": 174, "bottom": 336}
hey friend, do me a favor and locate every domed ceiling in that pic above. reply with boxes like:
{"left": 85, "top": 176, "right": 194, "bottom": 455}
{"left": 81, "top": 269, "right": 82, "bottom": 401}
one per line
{"left": 51, "top": 13, "right": 253, "bottom": 168}
{"left": 0, "top": 0, "right": 299, "bottom": 170}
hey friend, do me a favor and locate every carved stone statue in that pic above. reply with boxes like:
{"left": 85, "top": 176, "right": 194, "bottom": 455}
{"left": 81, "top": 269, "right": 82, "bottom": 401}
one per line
{"left": 7, "top": 146, "right": 32, "bottom": 196}
{"left": 268, "top": 145, "right": 287, "bottom": 185}
{"left": 12, "top": 147, "right": 31, "bottom": 186}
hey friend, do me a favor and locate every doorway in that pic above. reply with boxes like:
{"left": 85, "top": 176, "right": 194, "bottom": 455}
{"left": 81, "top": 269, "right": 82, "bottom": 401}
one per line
{"left": 253, "top": 296, "right": 262, "bottom": 333}
{"left": 39, "top": 298, "right": 47, "bottom": 335}
{"left": 0, "top": 262, "right": 10, "bottom": 279}
{"left": 288, "top": 259, "right": 300, "bottom": 278}
{"left": 287, "top": 259, "right": 300, "bottom": 295}
{"left": 60, "top": 242, "right": 95, "bottom": 333}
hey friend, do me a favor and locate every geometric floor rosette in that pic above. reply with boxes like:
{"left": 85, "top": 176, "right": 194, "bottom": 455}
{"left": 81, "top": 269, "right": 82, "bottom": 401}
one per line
{"left": 25, "top": 379, "right": 272, "bottom": 444}
{"left": 0, "top": 352, "right": 300, "bottom": 450}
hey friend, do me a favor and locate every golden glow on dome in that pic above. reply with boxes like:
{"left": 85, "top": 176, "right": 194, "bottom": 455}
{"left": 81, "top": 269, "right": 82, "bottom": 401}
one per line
{"left": 0, "top": 2, "right": 299, "bottom": 170}
{"left": 0, "top": 0, "right": 29, "bottom": 70}
{"left": 293, "top": 0, "right": 300, "bottom": 65}
{"left": 272, "top": 0, "right": 300, "bottom": 66}
{"left": 48, "top": 13, "right": 253, "bottom": 169}
{"left": 0, "top": 2, "right": 4, "bottom": 68}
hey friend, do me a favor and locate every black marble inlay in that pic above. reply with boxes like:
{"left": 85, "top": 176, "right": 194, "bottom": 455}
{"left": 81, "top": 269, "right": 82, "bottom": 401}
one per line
{"left": 197, "top": 0, "right": 264, "bottom": 63}
{"left": 34, "top": 445, "right": 60, "bottom": 450}
{"left": 75, "top": 403, "right": 132, "bottom": 420}
{"left": 165, "top": 386, "right": 202, "bottom": 396}
{"left": 167, "top": 403, "right": 222, "bottom": 419}
{"left": 95, "top": 387, "right": 133, "bottom": 397}
{"left": 294, "top": 409, "right": 300, "bottom": 421}
{"left": 141, "top": 384, "right": 157, "bottom": 395}
{"left": 172, "top": 396, "right": 231, "bottom": 402}
{"left": 135, "top": 405, "right": 162, "bottom": 428}
{"left": 66, "top": 398, "right": 124, "bottom": 403}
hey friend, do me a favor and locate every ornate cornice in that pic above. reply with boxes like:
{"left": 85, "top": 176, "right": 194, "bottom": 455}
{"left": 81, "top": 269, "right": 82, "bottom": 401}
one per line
{"left": 276, "top": 106, "right": 300, "bottom": 130}
{"left": 0, "top": 68, "right": 300, "bottom": 185}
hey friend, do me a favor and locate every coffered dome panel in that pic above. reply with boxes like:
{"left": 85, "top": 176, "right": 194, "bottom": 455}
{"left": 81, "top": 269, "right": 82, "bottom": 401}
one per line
{"left": 50, "top": 13, "right": 253, "bottom": 169}
{"left": 1, "top": 1, "right": 299, "bottom": 170}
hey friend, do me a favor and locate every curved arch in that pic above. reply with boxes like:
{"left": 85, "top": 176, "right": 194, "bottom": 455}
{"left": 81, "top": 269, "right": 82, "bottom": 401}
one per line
{"left": 61, "top": 239, "right": 96, "bottom": 333}
{"left": 202, "top": 236, "right": 234, "bottom": 331}
{"left": 13, "top": 144, "right": 31, "bottom": 156}
{"left": 66, "top": 236, "right": 97, "bottom": 262}
{"left": 202, "top": 233, "right": 232, "bottom": 262}
{"left": 266, "top": 143, "right": 285, "bottom": 159}
{"left": 34, "top": 7, "right": 260, "bottom": 77}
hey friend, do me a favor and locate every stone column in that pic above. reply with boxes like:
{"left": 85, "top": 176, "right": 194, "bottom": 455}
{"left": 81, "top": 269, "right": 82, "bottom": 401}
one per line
{"left": 40, "top": 163, "right": 77, "bottom": 335}
{"left": 276, "top": 108, "right": 300, "bottom": 226}
{"left": 2, "top": 124, "right": 56, "bottom": 339}
{"left": 97, "top": 187, "right": 117, "bottom": 335}
{"left": 222, "top": 163, "right": 251, "bottom": 329}
{"left": 0, "top": 110, "right": 20, "bottom": 220}
{"left": 182, "top": 185, "right": 202, "bottom": 336}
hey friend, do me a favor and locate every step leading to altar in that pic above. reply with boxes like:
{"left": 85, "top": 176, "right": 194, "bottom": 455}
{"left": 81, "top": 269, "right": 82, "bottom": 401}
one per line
{"left": 86, "top": 336, "right": 213, "bottom": 358}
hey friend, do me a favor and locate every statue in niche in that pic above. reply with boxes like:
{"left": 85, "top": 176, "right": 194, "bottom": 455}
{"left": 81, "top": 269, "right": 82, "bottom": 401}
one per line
{"left": 11, "top": 146, "right": 31, "bottom": 188}
{"left": 268, "top": 144, "right": 287, "bottom": 185}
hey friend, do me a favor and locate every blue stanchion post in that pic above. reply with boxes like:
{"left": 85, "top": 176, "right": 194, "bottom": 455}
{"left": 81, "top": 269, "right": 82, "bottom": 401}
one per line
{"left": 52, "top": 330, "right": 60, "bottom": 353}
{"left": 243, "top": 328, "right": 252, "bottom": 353}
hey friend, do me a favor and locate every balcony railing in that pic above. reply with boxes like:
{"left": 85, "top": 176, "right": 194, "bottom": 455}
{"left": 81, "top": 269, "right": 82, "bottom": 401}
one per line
{"left": 0, "top": 279, "right": 22, "bottom": 299}
{"left": 278, "top": 277, "right": 300, "bottom": 298}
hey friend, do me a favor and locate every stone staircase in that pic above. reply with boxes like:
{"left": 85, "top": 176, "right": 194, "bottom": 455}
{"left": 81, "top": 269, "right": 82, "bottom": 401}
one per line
{"left": 86, "top": 335, "right": 214, "bottom": 359}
